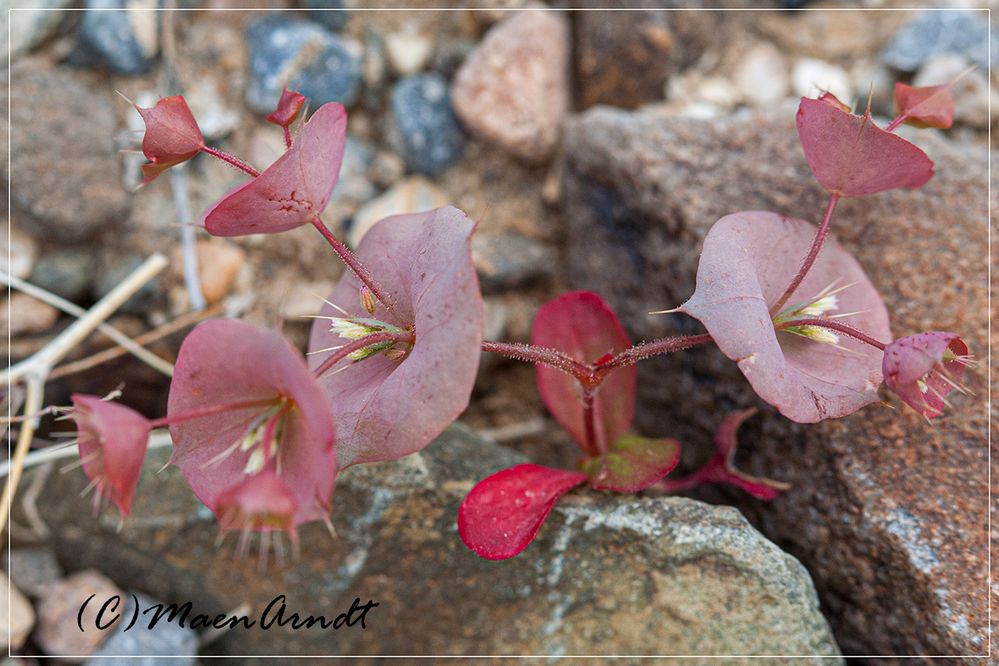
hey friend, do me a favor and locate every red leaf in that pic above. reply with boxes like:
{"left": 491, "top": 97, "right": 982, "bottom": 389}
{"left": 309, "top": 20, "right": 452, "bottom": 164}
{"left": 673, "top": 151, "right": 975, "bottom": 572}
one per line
{"left": 894, "top": 82, "right": 954, "bottom": 129}
{"left": 266, "top": 87, "right": 306, "bottom": 128}
{"left": 796, "top": 97, "right": 933, "bottom": 197}
{"left": 532, "top": 291, "right": 635, "bottom": 453}
{"left": 581, "top": 435, "right": 680, "bottom": 492}
{"left": 307, "top": 207, "right": 483, "bottom": 469}
{"left": 136, "top": 96, "right": 205, "bottom": 184}
{"left": 458, "top": 464, "right": 587, "bottom": 560}
{"left": 202, "top": 102, "right": 347, "bottom": 236}
{"left": 680, "top": 211, "right": 891, "bottom": 423}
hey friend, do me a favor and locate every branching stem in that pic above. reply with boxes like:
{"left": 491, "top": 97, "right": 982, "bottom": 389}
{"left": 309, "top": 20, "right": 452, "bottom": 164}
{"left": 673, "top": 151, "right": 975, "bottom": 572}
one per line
{"left": 775, "top": 318, "right": 887, "bottom": 351}
{"left": 311, "top": 331, "right": 412, "bottom": 379}
{"left": 769, "top": 193, "right": 840, "bottom": 317}
{"left": 310, "top": 216, "right": 395, "bottom": 311}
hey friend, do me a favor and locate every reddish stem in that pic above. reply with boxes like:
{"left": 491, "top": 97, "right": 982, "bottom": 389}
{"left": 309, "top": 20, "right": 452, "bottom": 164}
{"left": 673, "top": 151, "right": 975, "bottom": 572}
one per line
{"left": 312, "top": 331, "right": 411, "bottom": 379}
{"left": 581, "top": 390, "right": 600, "bottom": 457}
{"left": 261, "top": 402, "right": 292, "bottom": 460}
{"left": 769, "top": 194, "right": 840, "bottom": 317}
{"left": 310, "top": 216, "right": 395, "bottom": 311}
{"left": 775, "top": 318, "right": 887, "bottom": 351}
{"left": 200, "top": 145, "right": 261, "bottom": 178}
{"left": 481, "top": 341, "right": 590, "bottom": 382}
{"left": 282, "top": 126, "right": 293, "bottom": 149}
{"left": 597, "top": 334, "right": 714, "bottom": 375}
{"left": 148, "top": 398, "right": 279, "bottom": 428}
{"left": 884, "top": 113, "right": 909, "bottom": 133}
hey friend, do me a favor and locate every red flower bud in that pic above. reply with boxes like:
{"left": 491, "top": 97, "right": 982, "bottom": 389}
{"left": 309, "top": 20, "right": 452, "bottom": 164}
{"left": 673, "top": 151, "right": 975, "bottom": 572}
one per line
{"left": 136, "top": 96, "right": 205, "bottom": 184}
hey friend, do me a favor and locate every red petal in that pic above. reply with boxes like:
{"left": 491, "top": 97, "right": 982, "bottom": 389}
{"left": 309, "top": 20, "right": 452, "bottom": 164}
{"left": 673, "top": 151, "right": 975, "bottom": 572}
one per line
{"left": 266, "top": 87, "right": 307, "bottom": 128}
{"left": 796, "top": 97, "right": 933, "bottom": 198}
{"left": 202, "top": 102, "right": 347, "bottom": 236}
{"left": 458, "top": 464, "right": 587, "bottom": 560}
{"left": 137, "top": 96, "right": 205, "bottom": 184}
{"left": 581, "top": 435, "right": 680, "bottom": 492}
{"left": 532, "top": 291, "right": 635, "bottom": 453}
{"left": 894, "top": 82, "right": 954, "bottom": 129}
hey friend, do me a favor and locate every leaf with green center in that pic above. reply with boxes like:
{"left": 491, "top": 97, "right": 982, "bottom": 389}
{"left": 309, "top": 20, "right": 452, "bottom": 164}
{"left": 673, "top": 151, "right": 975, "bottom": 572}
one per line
{"left": 796, "top": 96, "right": 933, "bottom": 197}
{"left": 679, "top": 211, "right": 891, "bottom": 423}
{"left": 894, "top": 82, "right": 955, "bottom": 129}
{"left": 581, "top": 434, "right": 680, "bottom": 492}
{"left": 458, "top": 464, "right": 587, "bottom": 561}
{"left": 532, "top": 291, "right": 635, "bottom": 453}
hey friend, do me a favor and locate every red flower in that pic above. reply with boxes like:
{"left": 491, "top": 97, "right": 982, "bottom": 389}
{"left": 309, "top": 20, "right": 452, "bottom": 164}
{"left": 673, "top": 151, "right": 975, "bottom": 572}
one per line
{"left": 215, "top": 470, "right": 299, "bottom": 543}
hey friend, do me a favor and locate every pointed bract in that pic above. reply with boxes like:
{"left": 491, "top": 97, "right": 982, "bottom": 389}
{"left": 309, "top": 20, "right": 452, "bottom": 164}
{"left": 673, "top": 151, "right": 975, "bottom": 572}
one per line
{"left": 894, "top": 82, "right": 955, "bottom": 129}
{"left": 216, "top": 470, "right": 299, "bottom": 543}
{"left": 70, "top": 394, "right": 152, "bottom": 518}
{"left": 883, "top": 332, "right": 971, "bottom": 419}
{"left": 137, "top": 96, "right": 205, "bottom": 184}
{"left": 202, "top": 102, "right": 347, "bottom": 236}
{"left": 532, "top": 291, "right": 635, "bottom": 453}
{"left": 266, "top": 87, "right": 307, "bottom": 128}
{"left": 796, "top": 96, "right": 934, "bottom": 197}
{"left": 458, "top": 464, "right": 587, "bottom": 560}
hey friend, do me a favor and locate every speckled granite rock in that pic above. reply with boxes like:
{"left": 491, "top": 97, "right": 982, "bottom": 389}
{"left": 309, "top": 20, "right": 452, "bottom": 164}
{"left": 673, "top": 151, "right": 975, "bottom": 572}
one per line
{"left": 560, "top": 104, "right": 989, "bottom": 656}
{"left": 28, "top": 425, "right": 840, "bottom": 659}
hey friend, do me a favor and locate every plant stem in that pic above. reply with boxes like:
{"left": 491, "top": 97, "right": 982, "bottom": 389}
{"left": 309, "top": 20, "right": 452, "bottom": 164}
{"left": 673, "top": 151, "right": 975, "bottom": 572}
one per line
{"left": 0, "top": 377, "right": 43, "bottom": 531}
{"left": 148, "top": 398, "right": 280, "bottom": 429}
{"left": 0, "top": 430, "right": 174, "bottom": 478}
{"left": 170, "top": 166, "right": 206, "bottom": 311}
{"left": 581, "top": 391, "right": 601, "bottom": 457}
{"left": 774, "top": 318, "right": 887, "bottom": 350}
{"left": 310, "top": 216, "right": 394, "bottom": 310}
{"left": 282, "top": 126, "right": 293, "bottom": 149}
{"left": 312, "top": 331, "right": 411, "bottom": 379}
{"left": 200, "top": 145, "right": 261, "bottom": 178}
{"left": 769, "top": 193, "right": 840, "bottom": 317}
{"left": 598, "top": 334, "right": 714, "bottom": 373}
{"left": 884, "top": 113, "right": 908, "bottom": 132}
{"left": 481, "top": 341, "right": 590, "bottom": 382}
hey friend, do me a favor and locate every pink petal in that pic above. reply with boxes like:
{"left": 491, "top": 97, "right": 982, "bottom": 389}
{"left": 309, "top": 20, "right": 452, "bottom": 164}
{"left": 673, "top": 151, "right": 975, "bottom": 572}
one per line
{"left": 882, "top": 332, "right": 970, "bottom": 419}
{"left": 215, "top": 470, "right": 299, "bottom": 540}
{"left": 796, "top": 97, "right": 934, "bottom": 197}
{"left": 137, "top": 96, "right": 205, "bottom": 184}
{"left": 307, "top": 207, "right": 483, "bottom": 468}
{"left": 894, "top": 82, "right": 954, "bottom": 130}
{"left": 168, "top": 319, "right": 336, "bottom": 526}
{"left": 581, "top": 435, "right": 680, "bottom": 492}
{"left": 202, "top": 102, "right": 347, "bottom": 236}
{"left": 532, "top": 291, "right": 635, "bottom": 452}
{"left": 458, "top": 464, "right": 587, "bottom": 561}
{"left": 680, "top": 211, "right": 891, "bottom": 423}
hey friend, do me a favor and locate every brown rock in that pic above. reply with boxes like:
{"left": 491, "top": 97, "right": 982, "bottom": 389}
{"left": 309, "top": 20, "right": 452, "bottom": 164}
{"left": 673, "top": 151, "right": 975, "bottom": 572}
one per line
{"left": 452, "top": 9, "right": 569, "bottom": 162}
{"left": 0, "top": 572, "right": 34, "bottom": 650}
{"left": 171, "top": 238, "right": 246, "bottom": 305}
{"left": 560, "top": 104, "right": 989, "bottom": 655}
{"left": 2, "top": 226, "right": 38, "bottom": 280}
{"left": 36, "top": 570, "right": 121, "bottom": 659}
{"left": 4, "top": 293, "right": 58, "bottom": 336}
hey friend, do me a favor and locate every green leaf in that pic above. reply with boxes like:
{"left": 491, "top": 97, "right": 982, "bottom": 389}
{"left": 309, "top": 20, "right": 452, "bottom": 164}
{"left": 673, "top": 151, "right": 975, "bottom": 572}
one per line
{"left": 582, "top": 435, "right": 681, "bottom": 492}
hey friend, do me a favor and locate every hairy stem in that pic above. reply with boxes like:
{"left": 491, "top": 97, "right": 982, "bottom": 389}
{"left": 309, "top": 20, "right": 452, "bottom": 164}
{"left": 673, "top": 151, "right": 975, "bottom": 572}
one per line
{"left": 481, "top": 341, "right": 590, "bottom": 382}
{"left": 312, "top": 331, "right": 411, "bottom": 379}
{"left": 310, "top": 216, "right": 395, "bottom": 310}
{"left": 598, "top": 334, "right": 714, "bottom": 374}
{"left": 148, "top": 398, "right": 280, "bottom": 429}
{"left": 769, "top": 194, "right": 840, "bottom": 317}
{"left": 581, "top": 391, "right": 601, "bottom": 457}
{"left": 775, "top": 318, "right": 887, "bottom": 351}
{"left": 200, "top": 145, "right": 261, "bottom": 178}
{"left": 884, "top": 113, "right": 908, "bottom": 133}
{"left": 282, "top": 126, "right": 293, "bottom": 149}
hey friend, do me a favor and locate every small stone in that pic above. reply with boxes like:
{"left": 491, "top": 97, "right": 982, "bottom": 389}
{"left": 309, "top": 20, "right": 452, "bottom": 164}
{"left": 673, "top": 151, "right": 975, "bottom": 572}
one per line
{"left": 329, "top": 137, "right": 376, "bottom": 214}
{"left": 304, "top": 0, "right": 348, "bottom": 33}
{"left": 6, "top": 547, "right": 62, "bottom": 598}
{"left": 29, "top": 247, "right": 95, "bottom": 302}
{"left": 734, "top": 42, "right": 789, "bottom": 106}
{"left": 3, "top": 0, "right": 74, "bottom": 64}
{"left": 4, "top": 293, "right": 59, "bottom": 336}
{"left": 368, "top": 150, "right": 406, "bottom": 189}
{"left": 390, "top": 73, "right": 465, "bottom": 176}
{"left": 385, "top": 30, "right": 433, "bottom": 76}
{"left": 452, "top": 10, "right": 569, "bottom": 163}
{"left": 182, "top": 76, "right": 241, "bottom": 141}
{"left": 792, "top": 58, "right": 852, "bottom": 104}
{"left": 2, "top": 227, "right": 38, "bottom": 280}
{"left": 95, "top": 254, "right": 161, "bottom": 316}
{"left": 913, "top": 53, "right": 994, "bottom": 129}
{"left": 171, "top": 239, "right": 245, "bottom": 305}
{"left": 85, "top": 592, "right": 197, "bottom": 664}
{"left": 471, "top": 231, "right": 556, "bottom": 293}
{"left": 882, "top": 9, "right": 996, "bottom": 72}
{"left": 0, "top": 573, "right": 34, "bottom": 650}
{"left": 349, "top": 176, "right": 449, "bottom": 247}
{"left": 279, "top": 280, "right": 336, "bottom": 320}
{"left": 245, "top": 16, "right": 361, "bottom": 114}
{"left": 246, "top": 125, "right": 287, "bottom": 171}
{"left": 68, "top": 0, "right": 157, "bottom": 75}
{"left": 36, "top": 570, "right": 122, "bottom": 658}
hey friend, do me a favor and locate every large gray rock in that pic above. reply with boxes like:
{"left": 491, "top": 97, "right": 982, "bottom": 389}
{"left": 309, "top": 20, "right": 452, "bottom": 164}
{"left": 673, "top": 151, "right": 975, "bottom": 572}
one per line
{"left": 27, "top": 425, "right": 840, "bottom": 658}
{"left": 560, "top": 104, "right": 989, "bottom": 656}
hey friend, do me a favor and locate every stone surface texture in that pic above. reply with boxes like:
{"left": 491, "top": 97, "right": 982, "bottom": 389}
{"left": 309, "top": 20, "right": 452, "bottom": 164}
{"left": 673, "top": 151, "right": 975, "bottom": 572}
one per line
{"left": 560, "top": 104, "right": 989, "bottom": 656}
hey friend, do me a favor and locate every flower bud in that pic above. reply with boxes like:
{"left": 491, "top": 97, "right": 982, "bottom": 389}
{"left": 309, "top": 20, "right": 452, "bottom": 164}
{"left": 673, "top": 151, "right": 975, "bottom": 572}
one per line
{"left": 882, "top": 332, "right": 972, "bottom": 419}
{"left": 135, "top": 96, "right": 205, "bottom": 184}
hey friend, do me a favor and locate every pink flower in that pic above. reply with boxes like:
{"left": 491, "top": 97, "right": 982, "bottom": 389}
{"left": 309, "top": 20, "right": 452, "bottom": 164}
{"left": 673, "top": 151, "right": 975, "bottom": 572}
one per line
{"left": 215, "top": 470, "right": 299, "bottom": 543}
{"left": 70, "top": 395, "right": 152, "bottom": 518}
{"left": 135, "top": 96, "right": 205, "bottom": 184}
{"left": 882, "top": 332, "right": 972, "bottom": 419}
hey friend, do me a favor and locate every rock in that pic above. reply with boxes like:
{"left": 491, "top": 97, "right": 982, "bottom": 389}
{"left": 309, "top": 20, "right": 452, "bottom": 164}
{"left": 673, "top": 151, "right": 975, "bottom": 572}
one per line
{"left": 472, "top": 231, "right": 556, "bottom": 293}
{"left": 182, "top": 77, "right": 241, "bottom": 141}
{"left": 36, "top": 570, "right": 122, "bottom": 658}
{"left": 882, "top": 9, "right": 997, "bottom": 72}
{"left": 3, "top": 60, "right": 131, "bottom": 242}
{"left": 667, "top": 73, "right": 741, "bottom": 111}
{"left": 368, "top": 149, "right": 405, "bottom": 189}
{"left": 84, "top": 592, "right": 197, "bottom": 664}
{"left": 576, "top": 11, "right": 719, "bottom": 110}
{"left": 757, "top": 11, "right": 906, "bottom": 62}
{"left": 68, "top": 0, "right": 157, "bottom": 75}
{"left": 3, "top": 0, "right": 73, "bottom": 63}
{"left": 792, "top": 58, "right": 852, "bottom": 104}
{"left": 385, "top": 30, "right": 433, "bottom": 77}
{"left": 0, "top": 573, "right": 34, "bottom": 650}
{"left": 348, "top": 175, "right": 448, "bottom": 247}
{"left": 245, "top": 16, "right": 361, "bottom": 114}
{"left": 4, "top": 293, "right": 59, "bottom": 336}
{"left": 389, "top": 73, "right": 465, "bottom": 176}
{"left": 914, "top": 53, "right": 994, "bottom": 129}
{"left": 304, "top": 0, "right": 348, "bottom": 33}
{"left": 95, "top": 253, "right": 161, "bottom": 315}
{"left": 27, "top": 426, "right": 841, "bottom": 658}
{"left": 29, "top": 247, "right": 95, "bottom": 302}
{"left": 5, "top": 547, "right": 63, "bottom": 598}
{"left": 560, "top": 104, "right": 989, "bottom": 654}
{"left": 327, "top": 136, "right": 376, "bottom": 223}
{"left": 451, "top": 10, "right": 569, "bottom": 163}
{"left": 734, "top": 42, "right": 789, "bottom": 107}
{"left": 170, "top": 239, "right": 245, "bottom": 305}
{"left": 277, "top": 279, "right": 336, "bottom": 320}
{"left": 2, "top": 227, "right": 38, "bottom": 280}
